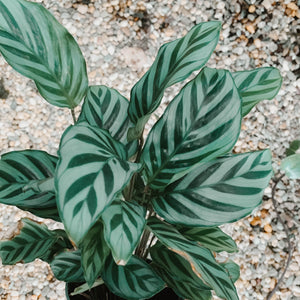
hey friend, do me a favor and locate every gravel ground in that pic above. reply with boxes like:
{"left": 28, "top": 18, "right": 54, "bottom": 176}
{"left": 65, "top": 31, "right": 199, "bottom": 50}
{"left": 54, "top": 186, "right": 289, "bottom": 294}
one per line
{"left": 0, "top": 0, "right": 299, "bottom": 299}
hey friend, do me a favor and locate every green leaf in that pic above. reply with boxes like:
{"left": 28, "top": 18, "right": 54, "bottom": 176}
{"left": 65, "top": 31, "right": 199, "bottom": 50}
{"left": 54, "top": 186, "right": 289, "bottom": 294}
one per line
{"left": 56, "top": 123, "right": 141, "bottom": 244}
{"left": 281, "top": 154, "right": 300, "bottom": 179}
{"left": 178, "top": 227, "right": 238, "bottom": 253}
{"left": 78, "top": 86, "right": 138, "bottom": 157}
{"left": 0, "top": 150, "right": 59, "bottom": 221}
{"left": 153, "top": 150, "right": 272, "bottom": 226}
{"left": 40, "top": 229, "right": 73, "bottom": 263}
{"left": 128, "top": 21, "right": 221, "bottom": 139}
{"left": 102, "top": 199, "right": 146, "bottom": 265}
{"left": 147, "top": 217, "right": 239, "bottom": 300}
{"left": 286, "top": 140, "right": 300, "bottom": 157}
{"left": 232, "top": 67, "right": 282, "bottom": 116}
{"left": 0, "top": 218, "right": 59, "bottom": 265}
{"left": 141, "top": 67, "right": 242, "bottom": 189}
{"left": 79, "top": 220, "right": 110, "bottom": 287}
{"left": 221, "top": 260, "right": 240, "bottom": 283}
{"left": 50, "top": 250, "right": 85, "bottom": 283}
{"left": 151, "top": 242, "right": 212, "bottom": 300}
{"left": 70, "top": 278, "right": 104, "bottom": 296}
{"left": 0, "top": 0, "right": 88, "bottom": 108}
{"left": 102, "top": 255, "right": 165, "bottom": 300}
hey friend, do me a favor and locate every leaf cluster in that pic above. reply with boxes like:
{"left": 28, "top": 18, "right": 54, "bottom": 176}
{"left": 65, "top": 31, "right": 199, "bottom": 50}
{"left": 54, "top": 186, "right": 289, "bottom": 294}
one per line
{"left": 0, "top": 1, "right": 282, "bottom": 299}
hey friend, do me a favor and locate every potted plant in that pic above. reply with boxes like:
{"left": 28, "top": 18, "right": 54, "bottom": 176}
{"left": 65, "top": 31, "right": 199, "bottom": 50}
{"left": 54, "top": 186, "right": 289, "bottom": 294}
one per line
{"left": 0, "top": 0, "right": 282, "bottom": 299}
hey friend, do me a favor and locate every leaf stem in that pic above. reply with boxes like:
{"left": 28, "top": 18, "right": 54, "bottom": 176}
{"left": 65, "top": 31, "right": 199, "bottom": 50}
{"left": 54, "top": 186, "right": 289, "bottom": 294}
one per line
{"left": 267, "top": 174, "right": 294, "bottom": 300}
{"left": 71, "top": 108, "right": 77, "bottom": 124}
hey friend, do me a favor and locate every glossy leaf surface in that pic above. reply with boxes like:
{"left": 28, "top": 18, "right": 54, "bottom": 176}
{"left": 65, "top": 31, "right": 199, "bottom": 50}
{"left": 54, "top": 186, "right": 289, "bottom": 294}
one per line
{"left": 151, "top": 242, "right": 212, "bottom": 300}
{"left": 178, "top": 226, "right": 238, "bottom": 253}
{"left": 102, "top": 199, "right": 146, "bottom": 265}
{"left": 0, "top": 150, "right": 59, "bottom": 221}
{"left": 102, "top": 255, "right": 165, "bottom": 300}
{"left": 221, "top": 260, "right": 240, "bottom": 283}
{"left": 78, "top": 85, "right": 138, "bottom": 157}
{"left": 0, "top": 218, "right": 58, "bottom": 264}
{"left": 79, "top": 221, "right": 110, "bottom": 287}
{"left": 128, "top": 21, "right": 221, "bottom": 139}
{"left": 56, "top": 123, "right": 140, "bottom": 244}
{"left": 50, "top": 250, "right": 85, "bottom": 283}
{"left": 0, "top": 0, "right": 88, "bottom": 108}
{"left": 232, "top": 67, "right": 282, "bottom": 116}
{"left": 141, "top": 67, "right": 242, "bottom": 189}
{"left": 147, "top": 217, "right": 238, "bottom": 300}
{"left": 153, "top": 150, "right": 272, "bottom": 226}
{"left": 281, "top": 154, "right": 300, "bottom": 179}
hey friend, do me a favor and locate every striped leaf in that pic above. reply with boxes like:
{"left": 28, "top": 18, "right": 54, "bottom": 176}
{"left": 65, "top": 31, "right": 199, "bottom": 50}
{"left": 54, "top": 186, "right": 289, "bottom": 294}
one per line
{"left": 128, "top": 21, "right": 221, "bottom": 139}
{"left": 232, "top": 67, "right": 282, "bottom": 116}
{"left": 79, "top": 220, "right": 110, "bottom": 287}
{"left": 102, "top": 254, "right": 165, "bottom": 300}
{"left": 0, "top": 0, "right": 88, "bottom": 108}
{"left": 281, "top": 154, "right": 300, "bottom": 179}
{"left": 141, "top": 67, "right": 242, "bottom": 189}
{"left": 102, "top": 199, "right": 146, "bottom": 265}
{"left": 56, "top": 123, "right": 141, "bottom": 244}
{"left": 147, "top": 217, "right": 239, "bottom": 300}
{"left": 0, "top": 218, "right": 59, "bottom": 265}
{"left": 0, "top": 150, "right": 60, "bottom": 221}
{"left": 286, "top": 140, "right": 300, "bottom": 156}
{"left": 178, "top": 227, "right": 238, "bottom": 253}
{"left": 153, "top": 150, "right": 272, "bottom": 227}
{"left": 40, "top": 229, "right": 73, "bottom": 263}
{"left": 221, "top": 261, "right": 240, "bottom": 283}
{"left": 78, "top": 86, "right": 138, "bottom": 157}
{"left": 151, "top": 242, "right": 212, "bottom": 300}
{"left": 50, "top": 250, "right": 85, "bottom": 283}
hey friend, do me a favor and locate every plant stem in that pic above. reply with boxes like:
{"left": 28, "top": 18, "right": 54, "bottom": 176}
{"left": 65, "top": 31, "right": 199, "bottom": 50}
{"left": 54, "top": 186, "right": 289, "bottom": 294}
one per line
{"left": 267, "top": 174, "right": 294, "bottom": 300}
{"left": 71, "top": 108, "right": 77, "bottom": 124}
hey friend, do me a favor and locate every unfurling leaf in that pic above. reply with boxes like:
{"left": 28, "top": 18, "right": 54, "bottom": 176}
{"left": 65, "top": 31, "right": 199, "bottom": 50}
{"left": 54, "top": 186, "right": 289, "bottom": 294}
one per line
{"left": 0, "top": 0, "right": 88, "bottom": 108}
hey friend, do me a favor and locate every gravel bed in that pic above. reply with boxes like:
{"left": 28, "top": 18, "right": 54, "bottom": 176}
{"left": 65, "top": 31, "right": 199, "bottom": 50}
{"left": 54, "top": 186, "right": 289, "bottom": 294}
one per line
{"left": 0, "top": 0, "right": 299, "bottom": 299}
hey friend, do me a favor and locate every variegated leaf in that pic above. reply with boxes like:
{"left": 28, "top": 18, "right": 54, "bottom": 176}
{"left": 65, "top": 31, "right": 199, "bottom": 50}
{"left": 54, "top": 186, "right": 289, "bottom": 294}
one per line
{"left": 101, "top": 199, "right": 146, "bottom": 265}
{"left": 0, "top": 0, "right": 88, "bottom": 108}
{"left": 128, "top": 21, "right": 221, "bottom": 139}
{"left": 147, "top": 217, "right": 239, "bottom": 300}
{"left": 56, "top": 123, "right": 141, "bottom": 244}
{"left": 153, "top": 150, "right": 272, "bottom": 226}
{"left": 79, "top": 220, "right": 110, "bottom": 287}
{"left": 77, "top": 86, "right": 138, "bottom": 157}
{"left": 50, "top": 250, "right": 85, "bottom": 283}
{"left": 151, "top": 242, "right": 212, "bottom": 300}
{"left": 0, "top": 150, "right": 60, "bottom": 221}
{"left": 178, "top": 227, "right": 238, "bottom": 253}
{"left": 102, "top": 254, "right": 165, "bottom": 300}
{"left": 232, "top": 67, "right": 282, "bottom": 116}
{"left": 0, "top": 218, "right": 59, "bottom": 265}
{"left": 141, "top": 67, "right": 242, "bottom": 189}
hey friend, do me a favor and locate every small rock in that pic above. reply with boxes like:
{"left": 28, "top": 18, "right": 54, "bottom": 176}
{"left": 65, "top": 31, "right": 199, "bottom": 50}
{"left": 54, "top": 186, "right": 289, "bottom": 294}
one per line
{"left": 248, "top": 5, "right": 256, "bottom": 13}
{"left": 262, "top": 0, "right": 272, "bottom": 10}
{"left": 245, "top": 23, "right": 255, "bottom": 34}
{"left": 77, "top": 4, "right": 88, "bottom": 15}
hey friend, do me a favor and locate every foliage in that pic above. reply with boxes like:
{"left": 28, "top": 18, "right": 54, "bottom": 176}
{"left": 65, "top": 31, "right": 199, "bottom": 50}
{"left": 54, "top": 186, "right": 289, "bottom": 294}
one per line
{"left": 0, "top": 0, "right": 281, "bottom": 299}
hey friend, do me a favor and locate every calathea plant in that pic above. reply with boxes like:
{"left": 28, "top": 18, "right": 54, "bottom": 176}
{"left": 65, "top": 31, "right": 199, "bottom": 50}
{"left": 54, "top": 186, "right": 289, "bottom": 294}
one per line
{"left": 0, "top": 0, "right": 282, "bottom": 299}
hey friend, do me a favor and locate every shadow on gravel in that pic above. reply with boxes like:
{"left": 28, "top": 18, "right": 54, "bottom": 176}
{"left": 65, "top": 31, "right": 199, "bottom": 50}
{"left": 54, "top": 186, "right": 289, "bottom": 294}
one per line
{"left": 0, "top": 78, "right": 9, "bottom": 99}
